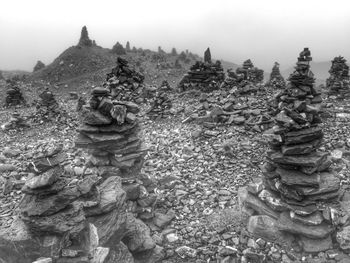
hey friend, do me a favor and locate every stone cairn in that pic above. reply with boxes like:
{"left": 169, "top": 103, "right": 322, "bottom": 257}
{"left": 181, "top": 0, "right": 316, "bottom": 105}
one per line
{"left": 267, "top": 62, "right": 285, "bottom": 89}
{"left": 1, "top": 111, "right": 29, "bottom": 131}
{"left": 33, "top": 88, "right": 61, "bottom": 122}
{"left": 0, "top": 87, "right": 161, "bottom": 262}
{"left": 147, "top": 81, "right": 173, "bottom": 119}
{"left": 221, "top": 59, "right": 264, "bottom": 95}
{"left": 239, "top": 48, "right": 341, "bottom": 253}
{"left": 327, "top": 56, "right": 350, "bottom": 98}
{"left": 104, "top": 57, "right": 145, "bottom": 104}
{"left": 5, "top": 81, "right": 25, "bottom": 106}
{"left": 178, "top": 48, "right": 225, "bottom": 92}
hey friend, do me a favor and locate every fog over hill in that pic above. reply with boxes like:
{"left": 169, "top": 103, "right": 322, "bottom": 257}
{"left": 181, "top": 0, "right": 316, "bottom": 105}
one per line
{"left": 0, "top": 0, "right": 349, "bottom": 72}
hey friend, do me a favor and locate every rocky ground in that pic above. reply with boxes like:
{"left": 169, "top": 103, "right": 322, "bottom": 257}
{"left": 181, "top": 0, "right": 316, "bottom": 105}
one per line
{"left": 1, "top": 84, "right": 350, "bottom": 262}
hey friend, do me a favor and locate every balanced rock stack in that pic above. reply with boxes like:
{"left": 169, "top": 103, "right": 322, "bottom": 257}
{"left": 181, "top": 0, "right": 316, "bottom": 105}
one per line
{"left": 34, "top": 88, "right": 61, "bottom": 121}
{"left": 5, "top": 82, "right": 25, "bottom": 106}
{"left": 239, "top": 48, "right": 340, "bottom": 253}
{"left": 178, "top": 48, "right": 225, "bottom": 92}
{"left": 236, "top": 59, "right": 264, "bottom": 84}
{"left": 267, "top": 62, "right": 286, "bottom": 88}
{"left": 0, "top": 93, "right": 162, "bottom": 262}
{"left": 147, "top": 82, "right": 173, "bottom": 119}
{"left": 326, "top": 56, "right": 350, "bottom": 98}
{"left": 76, "top": 87, "right": 159, "bottom": 221}
{"left": 104, "top": 57, "right": 145, "bottom": 104}
{"left": 221, "top": 59, "right": 264, "bottom": 95}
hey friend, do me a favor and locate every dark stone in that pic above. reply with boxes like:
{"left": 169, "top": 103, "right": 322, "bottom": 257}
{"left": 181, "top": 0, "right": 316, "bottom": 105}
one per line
{"left": 277, "top": 211, "right": 333, "bottom": 239}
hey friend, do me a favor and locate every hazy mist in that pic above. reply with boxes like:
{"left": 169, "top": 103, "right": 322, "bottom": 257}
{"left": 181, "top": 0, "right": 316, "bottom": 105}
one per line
{"left": 1, "top": 0, "right": 349, "bottom": 71}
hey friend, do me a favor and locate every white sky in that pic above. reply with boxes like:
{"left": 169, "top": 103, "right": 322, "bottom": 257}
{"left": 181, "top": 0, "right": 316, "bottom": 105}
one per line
{"left": 0, "top": 0, "right": 349, "bottom": 71}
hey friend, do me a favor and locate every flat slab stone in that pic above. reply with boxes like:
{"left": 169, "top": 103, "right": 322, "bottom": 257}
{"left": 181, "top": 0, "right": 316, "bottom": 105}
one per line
{"left": 24, "top": 167, "right": 59, "bottom": 189}
{"left": 283, "top": 127, "right": 323, "bottom": 145}
{"left": 294, "top": 172, "right": 340, "bottom": 196}
{"left": 268, "top": 151, "right": 328, "bottom": 168}
{"left": 276, "top": 168, "right": 320, "bottom": 187}
{"left": 298, "top": 235, "right": 332, "bottom": 253}
{"left": 258, "top": 189, "right": 289, "bottom": 212}
{"left": 277, "top": 211, "right": 333, "bottom": 239}
{"left": 281, "top": 139, "right": 322, "bottom": 155}
{"left": 238, "top": 187, "right": 279, "bottom": 219}
{"left": 290, "top": 210, "right": 324, "bottom": 226}
{"left": 81, "top": 108, "right": 112, "bottom": 125}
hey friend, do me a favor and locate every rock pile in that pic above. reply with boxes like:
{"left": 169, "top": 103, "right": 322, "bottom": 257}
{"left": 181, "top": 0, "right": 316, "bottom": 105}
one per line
{"left": 221, "top": 60, "right": 264, "bottom": 95}
{"left": 147, "top": 83, "right": 173, "bottom": 120}
{"left": 178, "top": 49, "right": 225, "bottom": 92}
{"left": 33, "top": 88, "right": 62, "bottom": 122}
{"left": 1, "top": 111, "right": 30, "bottom": 131}
{"left": 267, "top": 62, "right": 285, "bottom": 88}
{"left": 184, "top": 90, "right": 273, "bottom": 132}
{"left": 239, "top": 48, "right": 340, "bottom": 253}
{"left": 327, "top": 56, "right": 350, "bottom": 97}
{"left": 5, "top": 82, "right": 25, "bottom": 106}
{"left": 104, "top": 57, "right": 145, "bottom": 103}
{"left": 0, "top": 88, "right": 162, "bottom": 263}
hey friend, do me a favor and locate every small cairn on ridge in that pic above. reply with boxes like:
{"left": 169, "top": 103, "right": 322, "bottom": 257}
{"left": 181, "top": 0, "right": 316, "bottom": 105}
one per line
{"left": 239, "top": 48, "right": 340, "bottom": 253}
{"left": 104, "top": 57, "right": 145, "bottom": 104}
{"left": 267, "top": 62, "right": 285, "bottom": 89}
{"left": 327, "top": 56, "right": 350, "bottom": 98}
{"left": 147, "top": 81, "right": 173, "bottom": 119}
{"left": 221, "top": 59, "right": 264, "bottom": 95}
{"left": 178, "top": 48, "right": 225, "bottom": 92}
{"left": 5, "top": 80, "right": 25, "bottom": 106}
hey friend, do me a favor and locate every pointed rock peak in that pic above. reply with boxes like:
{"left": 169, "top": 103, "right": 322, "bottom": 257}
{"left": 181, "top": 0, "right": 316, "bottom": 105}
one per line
{"left": 33, "top": 60, "right": 45, "bottom": 72}
{"left": 78, "top": 25, "right": 93, "bottom": 47}
{"left": 204, "top": 47, "right": 211, "bottom": 63}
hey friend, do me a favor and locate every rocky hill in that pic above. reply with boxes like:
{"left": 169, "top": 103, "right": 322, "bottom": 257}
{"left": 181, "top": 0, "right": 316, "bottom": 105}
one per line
{"left": 28, "top": 26, "right": 237, "bottom": 89}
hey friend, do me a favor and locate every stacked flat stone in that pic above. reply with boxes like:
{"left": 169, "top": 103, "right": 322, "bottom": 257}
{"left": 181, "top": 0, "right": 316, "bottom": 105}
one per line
{"left": 240, "top": 48, "right": 340, "bottom": 253}
{"left": 147, "top": 83, "right": 173, "bottom": 119}
{"left": 178, "top": 49, "right": 225, "bottom": 92}
{"left": 327, "top": 56, "right": 350, "bottom": 97}
{"left": 267, "top": 62, "right": 286, "bottom": 88}
{"left": 34, "top": 88, "right": 61, "bottom": 121}
{"left": 221, "top": 60, "right": 264, "bottom": 95}
{"left": 76, "top": 87, "right": 158, "bottom": 220}
{"left": 5, "top": 83, "right": 25, "bottom": 106}
{"left": 10, "top": 99, "right": 160, "bottom": 262}
{"left": 236, "top": 59, "right": 264, "bottom": 84}
{"left": 104, "top": 57, "right": 145, "bottom": 103}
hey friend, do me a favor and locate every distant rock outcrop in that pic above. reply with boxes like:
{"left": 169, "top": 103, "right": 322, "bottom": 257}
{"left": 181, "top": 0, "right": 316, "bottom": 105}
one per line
{"left": 33, "top": 60, "right": 45, "bottom": 72}
{"left": 78, "top": 25, "right": 93, "bottom": 47}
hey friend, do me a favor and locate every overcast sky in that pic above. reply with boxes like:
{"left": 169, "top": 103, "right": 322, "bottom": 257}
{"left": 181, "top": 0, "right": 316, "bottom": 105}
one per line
{"left": 0, "top": 0, "right": 349, "bottom": 71}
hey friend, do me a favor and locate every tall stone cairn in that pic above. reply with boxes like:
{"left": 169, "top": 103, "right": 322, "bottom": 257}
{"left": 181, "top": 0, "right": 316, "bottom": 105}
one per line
{"left": 104, "top": 57, "right": 145, "bottom": 103}
{"left": 239, "top": 48, "right": 341, "bottom": 253}
{"left": 326, "top": 56, "right": 350, "bottom": 97}
{"left": 78, "top": 25, "right": 93, "bottom": 47}
{"left": 267, "top": 62, "right": 285, "bottom": 88}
